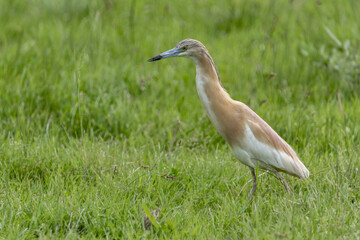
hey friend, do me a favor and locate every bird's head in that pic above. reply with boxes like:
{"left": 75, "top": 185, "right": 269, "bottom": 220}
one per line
{"left": 147, "top": 39, "right": 206, "bottom": 62}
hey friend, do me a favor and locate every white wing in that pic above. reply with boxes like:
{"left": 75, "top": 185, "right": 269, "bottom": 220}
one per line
{"left": 243, "top": 122, "right": 309, "bottom": 179}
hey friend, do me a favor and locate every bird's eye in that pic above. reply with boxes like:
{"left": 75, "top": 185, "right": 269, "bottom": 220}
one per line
{"left": 181, "top": 46, "right": 187, "bottom": 51}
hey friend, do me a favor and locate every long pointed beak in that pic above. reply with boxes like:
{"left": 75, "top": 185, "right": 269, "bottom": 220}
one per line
{"left": 147, "top": 48, "right": 181, "bottom": 62}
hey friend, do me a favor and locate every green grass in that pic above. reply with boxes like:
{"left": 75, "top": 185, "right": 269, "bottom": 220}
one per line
{"left": 0, "top": 0, "right": 359, "bottom": 238}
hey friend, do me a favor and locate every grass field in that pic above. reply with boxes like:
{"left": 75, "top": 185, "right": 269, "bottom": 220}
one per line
{"left": 1, "top": 0, "right": 359, "bottom": 238}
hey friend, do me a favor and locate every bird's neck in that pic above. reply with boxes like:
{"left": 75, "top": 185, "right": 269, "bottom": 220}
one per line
{"left": 193, "top": 52, "right": 234, "bottom": 135}
{"left": 193, "top": 51, "right": 228, "bottom": 95}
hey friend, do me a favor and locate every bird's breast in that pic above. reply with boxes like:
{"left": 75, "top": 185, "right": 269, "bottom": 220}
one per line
{"left": 195, "top": 75, "right": 246, "bottom": 146}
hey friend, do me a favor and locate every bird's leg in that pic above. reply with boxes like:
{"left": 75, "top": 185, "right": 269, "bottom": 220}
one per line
{"left": 272, "top": 170, "right": 291, "bottom": 193}
{"left": 249, "top": 168, "right": 258, "bottom": 198}
{"left": 261, "top": 163, "right": 292, "bottom": 193}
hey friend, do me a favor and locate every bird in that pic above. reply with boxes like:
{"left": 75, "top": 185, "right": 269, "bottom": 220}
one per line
{"left": 148, "top": 39, "right": 309, "bottom": 197}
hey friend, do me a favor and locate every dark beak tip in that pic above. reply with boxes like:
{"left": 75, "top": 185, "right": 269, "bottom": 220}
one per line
{"left": 147, "top": 55, "right": 162, "bottom": 62}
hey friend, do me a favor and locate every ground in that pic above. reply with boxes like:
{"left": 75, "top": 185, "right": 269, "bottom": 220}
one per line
{"left": 0, "top": 0, "right": 359, "bottom": 238}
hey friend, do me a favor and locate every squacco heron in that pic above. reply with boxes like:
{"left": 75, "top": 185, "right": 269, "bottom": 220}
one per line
{"left": 148, "top": 39, "right": 309, "bottom": 197}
